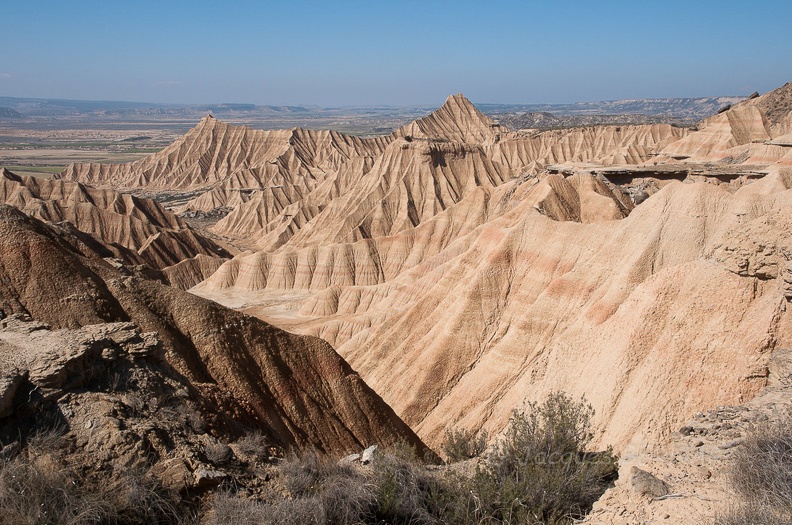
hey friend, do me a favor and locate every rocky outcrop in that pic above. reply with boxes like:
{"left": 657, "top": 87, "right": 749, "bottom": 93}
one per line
{"left": 0, "top": 315, "right": 267, "bottom": 492}
{"left": 660, "top": 83, "right": 792, "bottom": 165}
{"left": 582, "top": 347, "right": 792, "bottom": 524}
{"left": 629, "top": 467, "right": 669, "bottom": 498}
{"left": 395, "top": 94, "right": 504, "bottom": 144}
{"left": 0, "top": 205, "right": 429, "bottom": 456}
{"left": 163, "top": 254, "right": 229, "bottom": 290}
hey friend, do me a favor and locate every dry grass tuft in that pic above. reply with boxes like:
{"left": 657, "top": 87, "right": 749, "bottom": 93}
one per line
{"left": 0, "top": 430, "right": 186, "bottom": 525}
{"left": 716, "top": 415, "right": 792, "bottom": 523}
{"left": 204, "top": 441, "right": 233, "bottom": 465}
{"left": 233, "top": 431, "right": 270, "bottom": 459}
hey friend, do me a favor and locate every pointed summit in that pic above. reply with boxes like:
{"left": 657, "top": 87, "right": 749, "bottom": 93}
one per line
{"left": 196, "top": 113, "right": 217, "bottom": 127}
{"left": 397, "top": 93, "right": 502, "bottom": 144}
{"left": 187, "top": 113, "right": 222, "bottom": 137}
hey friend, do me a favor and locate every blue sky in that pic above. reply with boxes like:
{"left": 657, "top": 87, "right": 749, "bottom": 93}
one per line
{"left": 2, "top": 0, "right": 791, "bottom": 106}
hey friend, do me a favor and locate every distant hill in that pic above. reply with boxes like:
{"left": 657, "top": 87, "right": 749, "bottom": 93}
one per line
{"left": 479, "top": 96, "right": 746, "bottom": 118}
{"left": 0, "top": 94, "right": 749, "bottom": 129}
{"left": 0, "top": 96, "right": 316, "bottom": 118}
{"left": 483, "top": 96, "right": 749, "bottom": 129}
{"left": 0, "top": 107, "right": 23, "bottom": 118}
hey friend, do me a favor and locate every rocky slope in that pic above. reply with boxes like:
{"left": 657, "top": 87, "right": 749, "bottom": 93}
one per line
{"left": 0, "top": 204, "right": 428, "bottom": 456}
{"left": 660, "top": 81, "right": 792, "bottom": 164}
{"left": 582, "top": 347, "right": 792, "bottom": 524}
{"left": 0, "top": 315, "right": 258, "bottom": 493}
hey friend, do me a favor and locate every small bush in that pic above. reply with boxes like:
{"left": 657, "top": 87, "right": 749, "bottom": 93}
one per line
{"left": 100, "top": 469, "right": 184, "bottom": 525}
{"left": 273, "top": 444, "right": 457, "bottom": 524}
{"left": 714, "top": 503, "right": 788, "bottom": 525}
{"left": 234, "top": 431, "right": 270, "bottom": 459}
{"left": 209, "top": 487, "right": 357, "bottom": 525}
{"left": 184, "top": 408, "right": 206, "bottom": 434}
{"left": 371, "top": 443, "right": 436, "bottom": 524}
{"left": 204, "top": 441, "right": 233, "bottom": 465}
{"left": 279, "top": 451, "right": 324, "bottom": 496}
{"left": 205, "top": 491, "right": 270, "bottom": 525}
{"left": 0, "top": 454, "right": 105, "bottom": 525}
{"left": 469, "top": 392, "right": 618, "bottom": 524}
{"left": 278, "top": 451, "right": 375, "bottom": 524}
{"left": 442, "top": 427, "right": 489, "bottom": 462}
{"left": 732, "top": 423, "right": 792, "bottom": 513}
{"left": 263, "top": 496, "right": 326, "bottom": 524}
{"left": 0, "top": 432, "right": 182, "bottom": 525}
{"left": 208, "top": 491, "right": 325, "bottom": 525}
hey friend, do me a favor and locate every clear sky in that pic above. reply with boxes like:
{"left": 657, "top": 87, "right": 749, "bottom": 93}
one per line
{"left": 2, "top": 0, "right": 791, "bottom": 106}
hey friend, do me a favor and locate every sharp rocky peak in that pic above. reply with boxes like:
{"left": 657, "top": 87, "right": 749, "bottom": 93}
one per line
{"left": 398, "top": 93, "right": 501, "bottom": 144}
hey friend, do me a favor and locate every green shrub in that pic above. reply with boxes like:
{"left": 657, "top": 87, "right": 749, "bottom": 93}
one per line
{"left": 442, "top": 427, "right": 489, "bottom": 463}
{"left": 469, "top": 392, "right": 618, "bottom": 524}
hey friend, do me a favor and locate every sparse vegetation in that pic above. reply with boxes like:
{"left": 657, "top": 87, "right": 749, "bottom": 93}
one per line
{"left": 716, "top": 412, "right": 792, "bottom": 524}
{"left": 0, "top": 430, "right": 185, "bottom": 525}
{"left": 233, "top": 431, "right": 271, "bottom": 459}
{"left": 0, "top": 393, "right": 615, "bottom": 524}
{"left": 279, "top": 451, "right": 376, "bottom": 523}
{"left": 442, "top": 427, "right": 489, "bottom": 462}
{"left": 204, "top": 440, "right": 233, "bottom": 465}
{"left": 205, "top": 393, "right": 616, "bottom": 525}
{"left": 467, "top": 393, "right": 619, "bottom": 524}
{"left": 368, "top": 442, "right": 452, "bottom": 524}
{"left": 714, "top": 504, "right": 787, "bottom": 525}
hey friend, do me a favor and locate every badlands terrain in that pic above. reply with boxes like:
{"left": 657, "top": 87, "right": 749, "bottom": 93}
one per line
{"left": 1, "top": 81, "right": 791, "bottom": 522}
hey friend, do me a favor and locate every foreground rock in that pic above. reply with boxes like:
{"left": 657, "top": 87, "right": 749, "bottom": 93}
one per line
{"left": 582, "top": 347, "right": 792, "bottom": 524}
{"left": 0, "top": 204, "right": 429, "bottom": 456}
